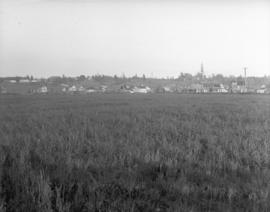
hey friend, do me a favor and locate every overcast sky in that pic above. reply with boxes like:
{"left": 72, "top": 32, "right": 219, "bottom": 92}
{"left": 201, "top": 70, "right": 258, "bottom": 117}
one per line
{"left": 0, "top": 0, "right": 269, "bottom": 78}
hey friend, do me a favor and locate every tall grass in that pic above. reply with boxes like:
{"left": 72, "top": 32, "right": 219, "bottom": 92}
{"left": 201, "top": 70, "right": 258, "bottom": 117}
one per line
{"left": 0, "top": 93, "right": 270, "bottom": 211}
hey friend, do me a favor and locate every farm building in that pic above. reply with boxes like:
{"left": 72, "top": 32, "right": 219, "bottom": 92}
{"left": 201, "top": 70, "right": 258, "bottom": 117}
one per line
{"left": 181, "top": 88, "right": 197, "bottom": 94}
{"left": 68, "top": 85, "right": 77, "bottom": 92}
{"left": 0, "top": 86, "right": 7, "bottom": 94}
{"left": 36, "top": 86, "right": 48, "bottom": 93}
{"left": 190, "top": 84, "right": 208, "bottom": 93}
{"left": 0, "top": 81, "right": 42, "bottom": 94}
{"left": 215, "top": 84, "right": 228, "bottom": 93}
{"left": 61, "top": 84, "right": 69, "bottom": 92}
{"left": 104, "top": 84, "right": 122, "bottom": 93}
{"left": 155, "top": 86, "right": 167, "bottom": 93}
{"left": 86, "top": 87, "right": 98, "bottom": 93}
{"left": 119, "top": 84, "right": 135, "bottom": 93}
{"left": 73, "top": 79, "right": 105, "bottom": 93}
{"left": 230, "top": 78, "right": 247, "bottom": 93}
{"left": 202, "top": 83, "right": 228, "bottom": 93}
{"left": 181, "top": 84, "right": 208, "bottom": 93}
{"left": 47, "top": 84, "right": 68, "bottom": 93}
{"left": 256, "top": 88, "right": 266, "bottom": 94}
{"left": 19, "top": 79, "right": 31, "bottom": 83}
{"left": 132, "top": 85, "right": 152, "bottom": 93}
{"left": 157, "top": 84, "right": 179, "bottom": 93}
{"left": 163, "top": 86, "right": 174, "bottom": 92}
{"left": 77, "top": 86, "right": 86, "bottom": 92}
{"left": 256, "top": 85, "right": 270, "bottom": 94}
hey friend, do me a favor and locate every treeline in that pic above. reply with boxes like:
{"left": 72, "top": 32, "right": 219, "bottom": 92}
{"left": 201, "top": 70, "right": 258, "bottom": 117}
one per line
{"left": 1, "top": 73, "right": 270, "bottom": 88}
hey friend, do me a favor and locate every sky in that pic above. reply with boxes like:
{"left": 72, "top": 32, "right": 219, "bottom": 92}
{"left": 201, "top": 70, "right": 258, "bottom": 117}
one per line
{"left": 0, "top": 0, "right": 270, "bottom": 78}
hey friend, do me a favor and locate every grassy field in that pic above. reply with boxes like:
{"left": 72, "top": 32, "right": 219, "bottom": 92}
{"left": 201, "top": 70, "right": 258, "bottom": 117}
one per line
{"left": 0, "top": 93, "right": 270, "bottom": 212}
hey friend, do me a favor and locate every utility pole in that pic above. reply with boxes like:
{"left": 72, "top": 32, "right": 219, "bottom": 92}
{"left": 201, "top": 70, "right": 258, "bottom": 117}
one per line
{"left": 243, "top": 67, "right": 247, "bottom": 90}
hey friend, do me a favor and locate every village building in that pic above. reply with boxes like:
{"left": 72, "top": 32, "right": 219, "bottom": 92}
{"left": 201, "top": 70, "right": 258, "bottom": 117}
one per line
{"left": 155, "top": 86, "right": 166, "bottom": 93}
{"left": 60, "top": 84, "right": 69, "bottom": 92}
{"left": 19, "top": 79, "right": 31, "bottom": 83}
{"left": 0, "top": 86, "right": 7, "bottom": 94}
{"left": 181, "top": 88, "right": 197, "bottom": 94}
{"left": 36, "top": 86, "right": 48, "bottom": 93}
{"left": 256, "top": 88, "right": 266, "bottom": 94}
{"left": 256, "top": 85, "right": 269, "bottom": 94}
{"left": 46, "top": 84, "right": 67, "bottom": 93}
{"left": 190, "top": 83, "right": 207, "bottom": 93}
{"left": 120, "top": 84, "right": 132, "bottom": 90}
{"left": 61, "top": 83, "right": 69, "bottom": 87}
{"left": 120, "top": 84, "right": 135, "bottom": 93}
{"left": 132, "top": 85, "right": 151, "bottom": 93}
{"left": 101, "top": 85, "right": 108, "bottom": 92}
{"left": 155, "top": 84, "right": 177, "bottom": 93}
{"left": 0, "top": 81, "right": 42, "bottom": 94}
{"left": 231, "top": 78, "right": 247, "bottom": 93}
{"left": 68, "top": 85, "right": 77, "bottom": 92}
{"left": 215, "top": 84, "right": 228, "bottom": 93}
{"left": 77, "top": 86, "right": 86, "bottom": 92}
{"left": 200, "top": 83, "right": 228, "bottom": 93}
{"left": 163, "top": 86, "right": 174, "bottom": 93}
{"left": 86, "top": 87, "right": 97, "bottom": 93}
{"left": 210, "top": 83, "right": 224, "bottom": 93}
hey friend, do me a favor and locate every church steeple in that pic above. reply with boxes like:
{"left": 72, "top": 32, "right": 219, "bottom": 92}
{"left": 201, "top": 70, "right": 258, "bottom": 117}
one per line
{"left": 201, "top": 62, "right": 204, "bottom": 75}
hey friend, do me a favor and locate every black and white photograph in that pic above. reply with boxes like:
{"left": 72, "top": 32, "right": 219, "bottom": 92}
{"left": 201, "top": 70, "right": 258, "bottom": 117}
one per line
{"left": 0, "top": 0, "right": 270, "bottom": 211}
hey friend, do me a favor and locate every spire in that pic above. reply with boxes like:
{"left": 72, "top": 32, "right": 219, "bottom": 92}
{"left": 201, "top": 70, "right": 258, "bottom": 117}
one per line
{"left": 200, "top": 62, "right": 205, "bottom": 79}
{"left": 201, "top": 62, "right": 204, "bottom": 75}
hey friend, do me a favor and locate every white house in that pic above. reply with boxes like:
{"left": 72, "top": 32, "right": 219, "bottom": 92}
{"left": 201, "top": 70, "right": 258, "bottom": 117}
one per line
{"left": 68, "top": 85, "right": 77, "bottom": 92}
{"left": 78, "top": 86, "right": 85, "bottom": 92}
{"left": 101, "top": 85, "right": 108, "bottom": 92}
{"left": 61, "top": 83, "right": 69, "bottom": 87}
{"left": 19, "top": 79, "right": 30, "bottom": 83}
{"left": 256, "top": 89, "right": 266, "bottom": 94}
{"left": 217, "top": 85, "right": 228, "bottom": 93}
{"left": 37, "top": 86, "right": 48, "bottom": 93}
{"left": 60, "top": 84, "right": 69, "bottom": 92}
{"left": 133, "top": 86, "right": 151, "bottom": 93}
{"left": 0, "top": 86, "right": 7, "bottom": 94}
{"left": 86, "top": 89, "right": 97, "bottom": 93}
{"left": 256, "top": 85, "right": 267, "bottom": 94}
{"left": 163, "top": 86, "right": 173, "bottom": 92}
{"left": 218, "top": 88, "right": 228, "bottom": 93}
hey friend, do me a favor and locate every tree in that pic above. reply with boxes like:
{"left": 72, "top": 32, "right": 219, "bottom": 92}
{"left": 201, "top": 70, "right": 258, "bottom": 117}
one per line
{"left": 132, "top": 74, "right": 138, "bottom": 79}
{"left": 195, "top": 72, "right": 203, "bottom": 81}
{"left": 183, "top": 73, "right": 193, "bottom": 81}
{"left": 213, "top": 74, "right": 225, "bottom": 83}
{"left": 78, "top": 75, "right": 86, "bottom": 81}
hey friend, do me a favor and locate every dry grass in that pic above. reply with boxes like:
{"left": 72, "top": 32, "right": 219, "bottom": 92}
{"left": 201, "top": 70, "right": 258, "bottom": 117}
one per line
{"left": 0, "top": 93, "right": 270, "bottom": 211}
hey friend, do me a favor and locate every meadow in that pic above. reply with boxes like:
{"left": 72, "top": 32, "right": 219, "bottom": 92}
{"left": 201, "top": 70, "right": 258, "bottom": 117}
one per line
{"left": 0, "top": 93, "right": 270, "bottom": 212}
